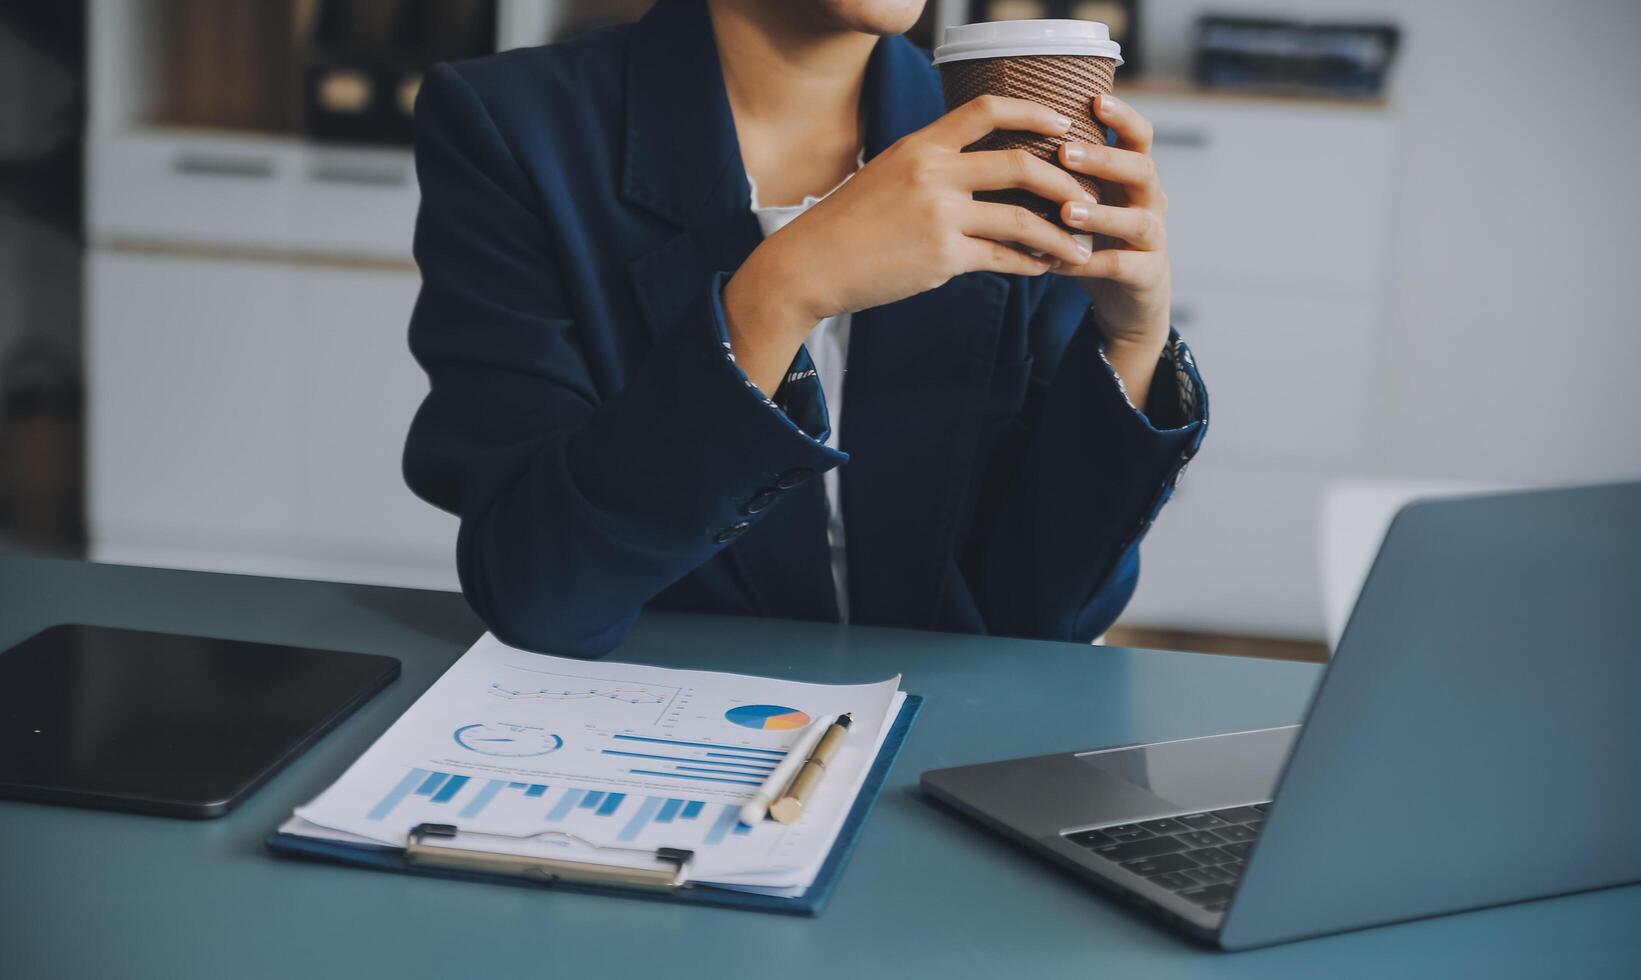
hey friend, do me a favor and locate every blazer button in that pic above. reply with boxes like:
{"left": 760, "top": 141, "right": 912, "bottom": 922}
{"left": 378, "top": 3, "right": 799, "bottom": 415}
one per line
{"left": 714, "top": 521, "right": 752, "bottom": 544}
{"left": 744, "top": 489, "right": 779, "bottom": 515}
{"left": 775, "top": 468, "right": 813, "bottom": 490}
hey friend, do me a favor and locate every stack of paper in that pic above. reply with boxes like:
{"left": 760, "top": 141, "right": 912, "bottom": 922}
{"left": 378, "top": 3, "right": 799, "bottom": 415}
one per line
{"left": 281, "top": 634, "right": 904, "bottom": 896}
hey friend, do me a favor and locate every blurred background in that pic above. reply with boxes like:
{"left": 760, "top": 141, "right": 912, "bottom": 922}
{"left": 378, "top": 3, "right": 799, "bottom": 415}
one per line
{"left": 3, "top": 0, "right": 1638, "bottom": 662}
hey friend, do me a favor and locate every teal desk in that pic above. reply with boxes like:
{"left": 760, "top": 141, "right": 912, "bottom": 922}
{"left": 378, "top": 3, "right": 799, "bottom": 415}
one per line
{"left": 1, "top": 557, "right": 1636, "bottom": 979}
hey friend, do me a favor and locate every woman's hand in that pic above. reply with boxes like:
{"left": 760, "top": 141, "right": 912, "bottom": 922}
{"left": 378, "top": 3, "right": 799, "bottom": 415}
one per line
{"left": 1052, "top": 94, "right": 1174, "bottom": 406}
{"left": 723, "top": 95, "right": 1096, "bottom": 394}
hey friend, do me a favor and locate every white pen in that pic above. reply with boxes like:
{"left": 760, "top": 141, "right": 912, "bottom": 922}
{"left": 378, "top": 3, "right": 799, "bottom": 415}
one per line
{"left": 738, "top": 713, "right": 836, "bottom": 826}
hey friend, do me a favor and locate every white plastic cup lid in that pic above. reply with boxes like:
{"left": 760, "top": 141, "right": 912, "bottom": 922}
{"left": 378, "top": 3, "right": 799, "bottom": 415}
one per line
{"left": 933, "top": 20, "right": 1124, "bottom": 66}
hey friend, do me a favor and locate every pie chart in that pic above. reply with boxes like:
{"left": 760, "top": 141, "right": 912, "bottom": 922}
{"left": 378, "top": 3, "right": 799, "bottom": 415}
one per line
{"left": 725, "top": 704, "right": 811, "bottom": 731}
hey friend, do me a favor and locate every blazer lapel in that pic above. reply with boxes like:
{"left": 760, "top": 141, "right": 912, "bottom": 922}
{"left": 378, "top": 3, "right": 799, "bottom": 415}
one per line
{"left": 620, "top": 0, "right": 759, "bottom": 343}
{"left": 625, "top": 207, "right": 762, "bottom": 346}
{"left": 843, "top": 273, "right": 1011, "bottom": 629}
{"left": 618, "top": 1, "right": 837, "bottom": 619}
{"left": 616, "top": 4, "right": 1015, "bottom": 627}
{"left": 619, "top": 1, "right": 742, "bottom": 230}
{"left": 840, "top": 34, "right": 1016, "bottom": 629}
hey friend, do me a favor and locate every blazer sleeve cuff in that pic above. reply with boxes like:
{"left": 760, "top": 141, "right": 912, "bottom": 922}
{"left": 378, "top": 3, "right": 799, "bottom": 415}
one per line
{"left": 1068, "top": 319, "right": 1209, "bottom": 521}
{"left": 568, "top": 273, "right": 846, "bottom": 550}
{"left": 713, "top": 287, "right": 833, "bottom": 444}
{"left": 1060, "top": 323, "right": 1209, "bottom": 631}
{"left": 1093, "top": 324, "right": 1210, "bottom": 435}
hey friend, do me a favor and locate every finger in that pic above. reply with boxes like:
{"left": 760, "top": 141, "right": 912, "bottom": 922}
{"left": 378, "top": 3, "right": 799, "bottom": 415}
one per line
{"left": 1061, "top": 200, "right": 1164, "bottom": 250}
{"left": 1092, "top": 93, "right": 1152, "bottom": 153}
{"left": 1070, "top": 247, "right": 1164, "bottom": 284}
{"left": 1058, "top": 142, "right": 1160, "bottom": 205}
{"left": 927, "top": 94, "right": 1072, "bottom": 148}
{"left": 960, "top": 148, "right": 1094, "bottom": 206}
{"left": 965, "top": 202, "right": 1091, "bottom": 267}
{"left": 958, "top": 237, "right": 1055, "bottom": 278}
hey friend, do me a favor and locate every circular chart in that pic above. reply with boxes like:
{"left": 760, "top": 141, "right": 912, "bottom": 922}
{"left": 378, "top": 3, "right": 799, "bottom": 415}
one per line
{"left": 725, "top": 704, "right": 811, "bottom": 731}
{"left": 453, "top": 722, "right": 563, "bottom": 757}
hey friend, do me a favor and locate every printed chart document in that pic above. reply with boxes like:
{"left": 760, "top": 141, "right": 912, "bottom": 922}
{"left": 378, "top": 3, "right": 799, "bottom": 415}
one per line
{"left": 283, "top": 634, "right": 904, "bottom": 895}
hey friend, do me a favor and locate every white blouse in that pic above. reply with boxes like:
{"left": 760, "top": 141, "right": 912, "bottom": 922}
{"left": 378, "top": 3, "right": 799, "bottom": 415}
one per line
{"left": 746, "top": 160, "right": 861, "bottom": 622}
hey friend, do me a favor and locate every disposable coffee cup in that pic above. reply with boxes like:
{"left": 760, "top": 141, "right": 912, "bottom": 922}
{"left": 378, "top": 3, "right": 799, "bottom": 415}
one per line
{"left": 934, "top": 20, "right": 1124, "bottom": 230}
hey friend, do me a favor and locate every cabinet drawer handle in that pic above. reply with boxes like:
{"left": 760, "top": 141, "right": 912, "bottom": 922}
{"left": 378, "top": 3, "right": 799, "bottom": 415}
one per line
{"left": 309, "top": 160, "right": 410, "bottom": 187}
{"left": 1152, "top": 128, "right": 1210, "bottom": 149}
{"left": 172, "top": 153, "right": 275, "bottom": 179}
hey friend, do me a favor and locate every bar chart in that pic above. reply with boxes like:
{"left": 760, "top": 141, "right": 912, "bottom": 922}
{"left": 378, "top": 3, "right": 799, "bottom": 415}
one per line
{"left": 366, "top": 768, "right": 552, "bottom": 821}
{"left": 599, "top": 733, "right": 787, "bottom": 788}
{"left": 362, "top": 766, "right": 754, "bottom": 850}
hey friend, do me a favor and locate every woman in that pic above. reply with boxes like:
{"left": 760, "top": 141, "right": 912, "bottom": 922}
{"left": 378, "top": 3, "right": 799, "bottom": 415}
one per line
{"left": 403, "top": 0, "right": 1206, "bottom": 656}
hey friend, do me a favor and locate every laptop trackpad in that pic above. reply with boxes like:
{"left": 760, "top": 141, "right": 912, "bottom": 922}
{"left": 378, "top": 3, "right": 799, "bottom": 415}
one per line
{"left": 1069, "top": 726, "right": 1298, "bottom": 825}
{"left": 924, "top": 726, "right": 1299, "bottom": 838}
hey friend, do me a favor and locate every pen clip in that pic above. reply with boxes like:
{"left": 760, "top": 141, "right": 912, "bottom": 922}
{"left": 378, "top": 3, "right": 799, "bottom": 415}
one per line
{"left": 405, "top": 823, "right": 694, "bottom": 890}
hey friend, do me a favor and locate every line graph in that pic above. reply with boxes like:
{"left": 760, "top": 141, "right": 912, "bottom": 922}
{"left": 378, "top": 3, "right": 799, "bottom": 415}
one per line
{"left": 486, "top": 662, "right": 678, "bottom": 708}
{"left": 487, "top": 682, "right": 666, "bottom": 704}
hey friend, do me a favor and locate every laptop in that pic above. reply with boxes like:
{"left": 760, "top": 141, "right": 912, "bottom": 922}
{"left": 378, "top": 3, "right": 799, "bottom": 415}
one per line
{"left": 922, "top": 482, "right": 1641, "bottom": 949}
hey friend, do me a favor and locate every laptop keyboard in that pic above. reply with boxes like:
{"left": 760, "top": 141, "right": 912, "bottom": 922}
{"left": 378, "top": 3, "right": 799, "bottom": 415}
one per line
{"left": 1064, "top": 804, "right": 1270, "bottom": 914}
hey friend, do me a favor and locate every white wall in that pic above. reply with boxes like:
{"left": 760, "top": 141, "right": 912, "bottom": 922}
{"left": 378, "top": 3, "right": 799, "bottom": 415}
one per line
{"left": 1142, "top": 0, "right": 1641, "bottom": 487}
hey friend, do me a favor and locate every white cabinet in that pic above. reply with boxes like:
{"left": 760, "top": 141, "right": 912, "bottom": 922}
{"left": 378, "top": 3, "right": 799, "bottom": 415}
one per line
{"left": 1121, "top": 91, "right": 1393, "bottom": 640}
{"left": 89, "top": 253, "right": 299, "bottom": 547}
{"left": 89, "top": 130, "right": 418, "bottom": 261}
{"left": 1169, "top": 286, "right": 1375, "bottom": 469}
{"left": 290, "top": 265, "right": 454, "bottom": 567}
{"left": 83, "top": 0, "right": 447, "bottom": 587}
{"left": 87, "top": 251, "right": 458, "bottom": 589}
{"left": 1122, "top": 462, "right": 1336, "bottom": 637}
{"left": 1143, "top": 97, "right": 1392, "bottom": 291}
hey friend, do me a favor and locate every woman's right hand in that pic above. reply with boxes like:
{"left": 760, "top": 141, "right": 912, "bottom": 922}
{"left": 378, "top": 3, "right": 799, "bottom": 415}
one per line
{"left": 723, "top": 96, "right": 1097, "bottom": 394}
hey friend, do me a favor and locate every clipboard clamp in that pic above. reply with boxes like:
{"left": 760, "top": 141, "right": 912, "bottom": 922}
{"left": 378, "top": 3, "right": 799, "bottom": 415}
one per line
{"left": 405, "top": 823, "right": 694, "bottom": 891}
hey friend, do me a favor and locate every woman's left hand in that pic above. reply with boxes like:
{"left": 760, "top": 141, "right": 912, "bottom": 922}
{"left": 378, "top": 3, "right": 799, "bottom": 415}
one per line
{"left": 1053, "top": 94, "right": 1173, "bottom": 394}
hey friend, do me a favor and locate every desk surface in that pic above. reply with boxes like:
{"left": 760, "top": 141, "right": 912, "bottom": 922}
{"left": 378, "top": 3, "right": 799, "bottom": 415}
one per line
{"left": 2, "top": 557, "right": 1636, "bottom": 979}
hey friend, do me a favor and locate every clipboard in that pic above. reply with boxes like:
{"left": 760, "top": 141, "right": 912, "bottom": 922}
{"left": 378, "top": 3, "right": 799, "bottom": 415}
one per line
{"left": 267, "top": 694, "right": 922, "bottom": 915}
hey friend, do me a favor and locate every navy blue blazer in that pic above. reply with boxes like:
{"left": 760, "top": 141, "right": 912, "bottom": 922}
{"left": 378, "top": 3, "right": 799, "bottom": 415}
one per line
{"left": 403, "top": 0, "right": 1208, "bottom": 657}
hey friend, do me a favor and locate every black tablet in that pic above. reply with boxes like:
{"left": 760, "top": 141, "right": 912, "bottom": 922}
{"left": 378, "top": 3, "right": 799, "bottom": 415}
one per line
{"left": 0, "top": 624, "right": 399, "bottom": 818}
